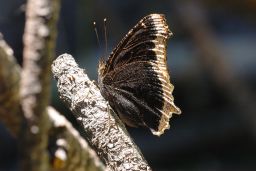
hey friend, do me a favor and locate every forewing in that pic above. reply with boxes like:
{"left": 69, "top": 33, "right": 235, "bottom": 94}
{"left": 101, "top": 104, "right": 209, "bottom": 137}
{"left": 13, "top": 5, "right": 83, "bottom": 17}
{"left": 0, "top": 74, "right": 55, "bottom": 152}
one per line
{"left": 101, "top": 14, "right": 172, "bottom": 76}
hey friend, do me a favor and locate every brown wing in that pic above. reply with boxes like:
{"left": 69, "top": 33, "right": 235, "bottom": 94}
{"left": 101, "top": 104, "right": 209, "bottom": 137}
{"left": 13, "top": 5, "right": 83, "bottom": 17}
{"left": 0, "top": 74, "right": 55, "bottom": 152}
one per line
{"left": 98, "top": 14, "right": 181, "bottom": 136}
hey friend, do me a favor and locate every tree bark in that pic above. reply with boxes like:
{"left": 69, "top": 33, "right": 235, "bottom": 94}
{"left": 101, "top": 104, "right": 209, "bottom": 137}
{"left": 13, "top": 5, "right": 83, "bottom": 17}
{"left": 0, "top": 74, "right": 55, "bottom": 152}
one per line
{"left": 20, "top": 0, "right": 60, "bottom": 170}
{"left": 47, "top": 106, "right": 107, "bottom": 171}
{"left": 52, "top": 54, "right": 152, "bottom": 171}
{"left": 0, "top": 0, "right": 119, "bottom": 170}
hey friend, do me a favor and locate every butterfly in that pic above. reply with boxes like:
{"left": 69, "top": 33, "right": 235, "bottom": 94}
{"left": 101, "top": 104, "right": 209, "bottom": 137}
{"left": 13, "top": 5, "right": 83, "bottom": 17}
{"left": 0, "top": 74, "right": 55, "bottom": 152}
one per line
{"left": 98, "top": 14, "right": 181, "bottom": 136}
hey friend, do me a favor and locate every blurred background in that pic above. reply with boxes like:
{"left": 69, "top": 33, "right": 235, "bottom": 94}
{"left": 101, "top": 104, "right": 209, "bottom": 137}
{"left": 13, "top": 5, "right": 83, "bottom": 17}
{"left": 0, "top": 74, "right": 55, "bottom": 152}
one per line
{"left": 0, "top": 0, "right": 256, "bottom": 170}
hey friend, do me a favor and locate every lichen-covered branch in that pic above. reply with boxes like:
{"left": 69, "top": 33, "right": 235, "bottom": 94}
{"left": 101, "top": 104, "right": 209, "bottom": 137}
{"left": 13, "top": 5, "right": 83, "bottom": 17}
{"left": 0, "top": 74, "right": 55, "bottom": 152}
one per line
{"left": 0, "top": 33, "right": 22, "bottom": 137}
{"left": 20, "top": 0, "right": 60, "bottom": 170}
{"left": 52, "top": 54, "right": 152, "bottom": 171}
{"left": 47, "top": 106, "right": 107, "bottom": 171}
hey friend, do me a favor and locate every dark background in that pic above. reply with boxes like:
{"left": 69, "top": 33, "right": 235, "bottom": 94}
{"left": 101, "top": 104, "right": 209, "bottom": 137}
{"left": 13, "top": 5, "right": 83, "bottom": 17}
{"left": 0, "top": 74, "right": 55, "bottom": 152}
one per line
{"left": 1, "top": 0, "right": 256, "bottom": 170}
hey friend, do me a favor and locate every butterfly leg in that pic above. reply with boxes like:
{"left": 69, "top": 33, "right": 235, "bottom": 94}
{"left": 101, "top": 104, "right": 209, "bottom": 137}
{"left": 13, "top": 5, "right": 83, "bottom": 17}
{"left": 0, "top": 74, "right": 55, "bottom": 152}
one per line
{"left": 104, "top": 104, "right": 118, "bottom": 134}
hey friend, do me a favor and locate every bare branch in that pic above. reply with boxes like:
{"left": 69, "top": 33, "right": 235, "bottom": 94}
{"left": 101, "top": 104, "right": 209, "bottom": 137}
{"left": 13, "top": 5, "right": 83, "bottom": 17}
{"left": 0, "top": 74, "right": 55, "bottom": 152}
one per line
{"left": 21, "top": 0, "right": 60, "bottom": 119}
{"left": 20, "top": 0, "right": 60, "bottom": 170}
{"left": 174, "top": 1, "right": 256, "bottom": 136}
{"left": 52, "top": 54, "right": 152, "bottom": 171}
{"left": 0, "top": 33, "right": 22, "bottom": 137}
{"left": 47, "top": 106, "right": 107, "bottom": 171}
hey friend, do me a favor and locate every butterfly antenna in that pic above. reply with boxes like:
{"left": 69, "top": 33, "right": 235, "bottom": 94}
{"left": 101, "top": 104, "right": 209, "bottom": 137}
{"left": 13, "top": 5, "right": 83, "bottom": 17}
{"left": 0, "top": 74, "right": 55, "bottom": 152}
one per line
{"left": 93, "top": 21, "right": 101, "bottom": 50}
{"left": 104, "top": 18, "right": 108, "bottom": 57}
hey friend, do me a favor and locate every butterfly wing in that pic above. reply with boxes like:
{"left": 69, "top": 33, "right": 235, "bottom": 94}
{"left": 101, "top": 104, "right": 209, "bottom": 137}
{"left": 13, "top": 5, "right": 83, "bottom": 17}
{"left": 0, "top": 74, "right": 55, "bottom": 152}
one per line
{"left": 98, "top": 14, "right": 181, "bottom": 136}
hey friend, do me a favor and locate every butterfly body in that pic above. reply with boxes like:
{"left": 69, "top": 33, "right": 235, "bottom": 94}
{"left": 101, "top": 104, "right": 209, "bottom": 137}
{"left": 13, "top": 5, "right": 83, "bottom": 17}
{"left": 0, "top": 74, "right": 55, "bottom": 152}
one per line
{"left": 98, "top": 14, "right": 181, "bottom": 136}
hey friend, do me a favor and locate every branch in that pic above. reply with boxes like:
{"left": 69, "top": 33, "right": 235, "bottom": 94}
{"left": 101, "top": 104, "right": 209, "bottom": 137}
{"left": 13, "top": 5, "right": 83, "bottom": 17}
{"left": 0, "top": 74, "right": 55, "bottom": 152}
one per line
{"left": 173, "top": 1, "right": 256, "bottom": 136}
{"left": 0, "top": 33, "right": 22, "bottom": 137}
{"left": 47, "top": 106, "right": 107, "bottom": 171}
{"left": 0, "top": 33, "right": 107, "bottom": 171}
{"left": 20, "top": 0, "right": 60, "bottom": 170}
{"left": 52, "top": 54, "right": 152, "bottom": 171}
{"left": 21, "top": 0, "right": 60, "bottom": 119}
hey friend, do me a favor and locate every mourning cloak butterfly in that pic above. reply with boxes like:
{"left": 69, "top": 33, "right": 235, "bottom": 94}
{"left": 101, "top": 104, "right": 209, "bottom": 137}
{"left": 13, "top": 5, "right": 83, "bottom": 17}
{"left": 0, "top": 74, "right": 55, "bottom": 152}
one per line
{"left": 98, "top": 14, "right": 181, "bottom": 136}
